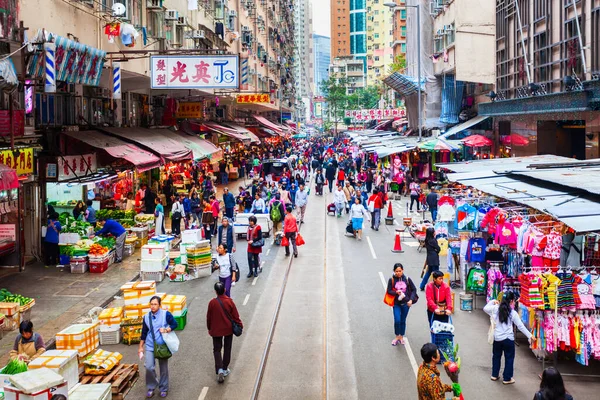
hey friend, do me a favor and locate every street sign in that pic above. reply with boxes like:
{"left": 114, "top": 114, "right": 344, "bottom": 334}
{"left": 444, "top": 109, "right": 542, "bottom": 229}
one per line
{"left": 150, "top": 55, "right": 239, "bottom": 89}
{"left": 344, "top": 108, "right": 406, "bottom": 120}
{"left": 236, "top": 94, "right": 270, "bottom": 103}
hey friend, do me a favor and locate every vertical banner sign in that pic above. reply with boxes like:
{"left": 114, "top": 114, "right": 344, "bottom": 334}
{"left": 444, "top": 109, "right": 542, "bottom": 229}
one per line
{"left": 113, "top": 62, "right": 122, "bottom": 100}
{"left": 240, "top": 56, "right": 249, "bottom": 90}
{"left": 44, "top": 42, "right": 56, "bottom": 93}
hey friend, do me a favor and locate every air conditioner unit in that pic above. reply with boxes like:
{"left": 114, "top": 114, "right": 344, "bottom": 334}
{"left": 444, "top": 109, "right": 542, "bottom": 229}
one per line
{"left": 111, "top": 0, "right": 129, "bottom": 20}
{"left": 165, "top": 9, "right": 178, "bottom": 20}
{"left": 229, "top": 10, "right": 237, "bottom": 17}
{"left": 147, "top": 0, "right": 163, "bottom": 9}
{"left": 191, "top": 30, "right": 205, "bottom": 39}
{"left": 177, "top": 16, "right": 188, "bottom": 26}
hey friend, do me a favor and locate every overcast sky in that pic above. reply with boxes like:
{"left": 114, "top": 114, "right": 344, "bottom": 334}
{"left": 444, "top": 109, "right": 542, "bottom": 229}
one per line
{"left": 311, "top": 0, "right": 330, "bottom": 37}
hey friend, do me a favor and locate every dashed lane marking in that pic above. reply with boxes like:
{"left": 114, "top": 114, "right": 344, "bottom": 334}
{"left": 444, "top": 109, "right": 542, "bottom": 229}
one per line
{"left": 252, "top": 277, "right": 258, "bottom": 286}
{"left": 243, "top": 294, "right": 250, "bottom": 306}
{"left": 266, "top": 248, "right": 271, "bottom": 256}
{"left": 378, "top": 272, "right": 386, "bottom": 289}
{"left": 366, "top": 236, "right": 377, "bottom": 259}
{"left": 198, "top": 387, "right": 209, "bottom": 400}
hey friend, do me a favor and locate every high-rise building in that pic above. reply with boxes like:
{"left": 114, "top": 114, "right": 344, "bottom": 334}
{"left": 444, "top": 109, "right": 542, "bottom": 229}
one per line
{"left": 349, "top": 0, "right": 367, "bottom": 73}
{"left": 313, "top": 34, "right": 332, "bottom": 95}
{"left": 366, "top": 1, "right": 395, "bottom": 85}
{"left": 331, "top": 0, "right": 351, "bottom": 57}
{"left": 295, "top": 0, "right": 315, "bottom": 120}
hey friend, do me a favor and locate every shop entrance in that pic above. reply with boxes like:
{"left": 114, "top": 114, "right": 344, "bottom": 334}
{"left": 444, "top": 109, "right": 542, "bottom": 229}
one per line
{"left": 23, "top": 182, "right": 43, "bottom": 265}
{"left": 537, "top": 120, "right": 586, "bottom": 159}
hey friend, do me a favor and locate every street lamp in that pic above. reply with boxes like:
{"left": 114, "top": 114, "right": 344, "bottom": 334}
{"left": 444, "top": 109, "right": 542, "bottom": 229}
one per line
{"left": 384, "top": 1, "right": 421, "bottom": 142}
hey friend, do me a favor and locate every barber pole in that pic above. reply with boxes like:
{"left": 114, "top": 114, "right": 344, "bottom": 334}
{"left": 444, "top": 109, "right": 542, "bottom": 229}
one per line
{"left": 44, "top": 42, "right": 56, "bottom": 93}
{"left": 240, "top": 56, "right": 249, "bottom": 90}
{"left": 113, "top": 62, "right": 121, "bottom": 100}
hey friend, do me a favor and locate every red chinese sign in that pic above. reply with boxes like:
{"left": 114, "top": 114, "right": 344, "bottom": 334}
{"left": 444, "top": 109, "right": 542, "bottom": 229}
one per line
{"left": 236, "top": 94, "right": 270, "bottom": 104}
{"left": 0, "top": 110, "right": 25, "bottom": 137}
{"left": 58, "top": 154, "right": 97, "bottom": 181}
{"left": 344, "top": 108, "right": 406, "bottom": 120}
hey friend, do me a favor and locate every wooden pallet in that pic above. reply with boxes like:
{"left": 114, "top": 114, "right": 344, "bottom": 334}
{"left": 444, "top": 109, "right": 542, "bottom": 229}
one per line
{"left": 80, "top": 363, "right": 139, "bottom": 400}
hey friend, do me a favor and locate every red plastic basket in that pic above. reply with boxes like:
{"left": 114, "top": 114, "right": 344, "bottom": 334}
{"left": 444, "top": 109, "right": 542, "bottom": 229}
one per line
{"left": 89, "top": 259, "right": 109, "bottom": 273}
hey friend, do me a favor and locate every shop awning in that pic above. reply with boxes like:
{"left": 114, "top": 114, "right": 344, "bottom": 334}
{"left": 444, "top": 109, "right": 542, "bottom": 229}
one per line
{"left": 439, "top": 115, "right": 490, "bottom": 139}
{"left": 217, "top": 122, "right": 261, "bottom": 143}
{"left": 382, "top": 72, "right": 425, "bottom": 97}
{"left": 64, "top": 131, "right": 161, "bottom": 171}
{"left": 99, "top": 128, "right": 192, "bottom": 163}
{"left": 173, "top": 132, "right": 223, "bottom": 163}
{"left": 203, "top": 122, "right": 252, "bottom": 144}
{"left": 253, "top": 115, "right": 284, "bottom": 135}
{"left": 0, "top": 164, "right": 19, "bottom": 190}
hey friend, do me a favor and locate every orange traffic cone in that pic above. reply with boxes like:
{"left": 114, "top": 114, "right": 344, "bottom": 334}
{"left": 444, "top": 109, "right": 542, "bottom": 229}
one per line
{"left": 391, "top": 229, "right": 404, "bottom": 253}
{"left": 385, "top": 201, "right": 394, "bottom": 225}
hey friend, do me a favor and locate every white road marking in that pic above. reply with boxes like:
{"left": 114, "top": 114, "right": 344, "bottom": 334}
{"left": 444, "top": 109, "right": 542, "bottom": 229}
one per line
{"left": 243, "top": 294, "right": 250, "bottom": 306}
{"left": 366, "top": 236, "right": 377, "bottom": 259}
{"left": 403, "top": 242, "right": 420, "bottom": 247}
{"left": 252, "top": 277, "right": 258, "bottom": 286}
{"left": 378, "top": 272, "right": 387, "bottom": 289}
{"left": 403, "top": 337, "right": 419, "bottom": 378}
{"left": 266, "top": 248, "right": 271, "bottom": 256}
{"left": 198, "top": 387, "right": 209, "bottom": 400}
{"left": 394, "top": 220, "right": 399, "bottom": 226}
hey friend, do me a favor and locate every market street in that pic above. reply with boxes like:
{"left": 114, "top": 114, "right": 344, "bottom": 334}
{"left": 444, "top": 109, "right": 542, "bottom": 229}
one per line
{"left": 105, "top": 180, "right": 600, "bottom": 400}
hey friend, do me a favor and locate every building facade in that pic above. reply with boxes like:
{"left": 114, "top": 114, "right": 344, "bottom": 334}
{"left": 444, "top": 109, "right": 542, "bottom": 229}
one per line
{"left": 294, "top": 0, "right": 314, "bottom": 121}
{"left": 331, "top": 0, "right": 351, "bottom": 57}
{"left": 313, "top": 34, "right": 332, "bottom": 95}
{"left": 329, "top": 56, "right": 366, "bottom": 94}
{"left": 366, "top": 0, "right": 395, "bottom": 85}
{"left": 349, "top": 0, "right": 367, "bottom": 73}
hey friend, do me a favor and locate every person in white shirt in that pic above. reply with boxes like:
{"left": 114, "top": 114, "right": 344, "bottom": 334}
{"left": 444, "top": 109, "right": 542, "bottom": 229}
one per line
{"left": 214, "top": 243, "right": 238, "bottom": 297}
{"left": 170, "top": 195, "right": 185, "bottom": 236}
{"left": 333, "top": 184, "right": 347, "bottom": 218}
{"left": 250, "top": 193, "right": 266, "bottom": 214}
{"left": 348, "top": 197, "right": 370, "bottom": 240}
{"left": 483, "top": 291, "right": 532, "bottom": 385}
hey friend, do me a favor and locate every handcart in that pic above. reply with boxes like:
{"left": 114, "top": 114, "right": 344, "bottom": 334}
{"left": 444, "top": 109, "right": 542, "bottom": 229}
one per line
{"left": 430, "top": 315, "right": 455, "bottom": 363}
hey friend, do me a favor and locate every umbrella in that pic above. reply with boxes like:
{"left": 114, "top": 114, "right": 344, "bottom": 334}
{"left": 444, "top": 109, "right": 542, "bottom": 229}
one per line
{"left": 461, "top": 134, "right": 493, "bottom": 147}
{"left": 501, "top": 134, "right": 530, "bottom": 147}
{"left": 418, "top": 138, "right": 460, "bottom": 152}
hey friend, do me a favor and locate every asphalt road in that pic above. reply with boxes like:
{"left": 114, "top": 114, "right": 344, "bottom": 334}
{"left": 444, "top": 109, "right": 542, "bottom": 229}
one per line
{"left": 107, "top": 180, "right": 600, "bottom": 400}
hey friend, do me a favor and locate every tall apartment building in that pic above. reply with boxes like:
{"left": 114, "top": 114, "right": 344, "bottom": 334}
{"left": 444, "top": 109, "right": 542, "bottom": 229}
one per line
{"left": 479, "top": 0, "right": 600, "bottom": 159}
{"left": 313, "top": 34, "right": 332, "bottom": 95}
{"left": 349, "top": 0, "right": 367, "bottom": 72}
{"left": 331, "top": 0, "right": 351, "bottom": 57}
{"left": 329, "top": 56, "right": 366, "bottom": 94}
{"left": 366, "top": 1, "right": 395, "bottom": 84}
{"left": 294, "top": 0, "right": 314, "bottom": 120}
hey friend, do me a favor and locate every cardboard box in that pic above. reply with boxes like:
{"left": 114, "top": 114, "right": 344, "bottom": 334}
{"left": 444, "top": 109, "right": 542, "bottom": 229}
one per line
{"left": 98, "top": 307, "right": 123, "bottom": 332}
{"left": 4, "top": 381, "right": 68, "bottom": 400}
{"left": 55, "top": 323, "right": 99, "bottom": 357}
{"left": 182, "top": 229, "right": 203, "bottom": 244}
{"left": 28, "top": 350, "right": 79, "bottom": 391}
{"left": 121, "top": 281, "right": 156, "bottom": 306}
{"left": 161, "top": 295, "right": 187, "bottom": 317}
{"left": 141, "top": 244, "right": 167, "bottom": 260}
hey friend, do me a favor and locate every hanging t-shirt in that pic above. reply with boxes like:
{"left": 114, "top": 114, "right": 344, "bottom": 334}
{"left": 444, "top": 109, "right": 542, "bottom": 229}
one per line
{"left": 438, "top": 203, "right": 456, "bottom": 222}
{"left": 455, "top": 204, "right": 477, "bottom": 231}
{"left": 496, "top": 222, "right": 517, "bottom": 246}
{"left": 438, "top": 238, "right": 448, "bottom": 256}
{"left": 466, "top": 237, "right": 486, "bottom": 262}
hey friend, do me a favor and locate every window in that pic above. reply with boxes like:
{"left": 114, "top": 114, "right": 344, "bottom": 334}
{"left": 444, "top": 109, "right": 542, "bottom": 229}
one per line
{"left": 401, "top": 43, "right": 406, "bottom": 52}
{"left": 445, "top": 23, "right": 455, "bottom": 46}
{"left": 593, "top": 8, "right": 600, "bottom": 74}
{"left": 401, "top": 26, "right": 406, "bottom": 37}
{"left": 434, "top": 37, "right": 443, "bottom": 53}
{"left": 374, "top": 33, "right": 379, "bottom": 38}
{"left": 374, "top": 56, "right": 379, "bottom": 61}
{"left": 400, "top": 9, "right": 406, "bottom": 19}
{"left": 374, "top": 10, "right": 379, "bottom": 15}
{"left": 147, "top": 11, "right": 165, "bottom": 38}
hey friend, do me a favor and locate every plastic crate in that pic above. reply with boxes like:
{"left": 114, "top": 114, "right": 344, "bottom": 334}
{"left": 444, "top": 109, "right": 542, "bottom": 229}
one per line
{"left": 70, "top": 261, "right": 88, "bottom": 274}
{"left": 99, "top": 327, "right": 122, "bottom": 346}
{"left": 59, "top": 255, "right": 71, "bottom": 265}
{"left": 174, "top": 308, "right": 188, "bottom": 331}
{"left": 432, "top": 331, "right": 454, "bottom": 362}
{"left": 89, "top": 259, "right": 109, "bottom": 273}
{"left": 140, "top": 270, "right": 165, "bottom": 282}
{"left": 121, "top": 318, "right": 143, "bottom": 345}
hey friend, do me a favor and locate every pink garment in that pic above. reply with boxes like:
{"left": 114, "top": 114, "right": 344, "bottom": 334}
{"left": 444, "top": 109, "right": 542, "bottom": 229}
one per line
{"left": 531, "top": 255, "right": 544, "bottom": 267}
{"left": 496, "top": 222, "right": 517, "bottom": 246}
{"left": 542, "top": 231, "right": 562, "bottom": 260}
{"left": 527, "top": 229, "right": 546, "bottom": 257}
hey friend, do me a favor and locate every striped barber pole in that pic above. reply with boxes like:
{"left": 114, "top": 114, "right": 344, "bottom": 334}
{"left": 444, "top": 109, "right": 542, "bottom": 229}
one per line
{"left": 240, "top": 57, "right": 248, "bottom": 90}
{"left": 43, "top": 42, "right": 56, "bottom": 93}
{"left": 113, "top": 62, "right": 121, "bottom": 100}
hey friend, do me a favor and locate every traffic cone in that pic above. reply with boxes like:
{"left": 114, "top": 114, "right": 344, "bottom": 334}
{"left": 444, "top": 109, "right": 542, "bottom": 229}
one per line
{"left": 391, "top": 229, "right": 404, "bottom": 253}
{"left": 385, "top": 201, "right": 394, "bottom": 225}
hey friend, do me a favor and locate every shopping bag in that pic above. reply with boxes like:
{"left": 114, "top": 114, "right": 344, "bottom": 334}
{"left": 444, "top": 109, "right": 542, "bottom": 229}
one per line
{"left": 296, "top": 233, "right": 306, "bottom": 246}
{"left": 383, "top": 292, "right": 395, "bottom": 307}
{"left": 281, "top": 236, "right": 289, "bottom": 247}
{"left": 162, "top": 331, "right": 180, "bottom": 354}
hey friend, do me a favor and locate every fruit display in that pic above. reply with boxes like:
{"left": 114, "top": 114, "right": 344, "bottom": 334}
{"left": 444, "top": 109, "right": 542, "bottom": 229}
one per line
{"left": 135, "top": 214, "right": 155, "bottom": 223}
{"left": 95, "top": 209, "right": 136, "bottom": 221}
{"left": 120, "top": 219, "right": 135, "bottom": 228}
{"left": 88, "top": 244, "right": 109, "bottom": 256}
{"left": 0, "top": 289, "right": 34, "bottom": 306}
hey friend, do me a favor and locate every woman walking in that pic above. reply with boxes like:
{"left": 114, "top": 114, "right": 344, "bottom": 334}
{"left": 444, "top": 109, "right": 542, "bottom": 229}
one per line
{"left": 409, "top": 180, "right": 421, "bottom": 212}
{"left": 154, "top": 197, "right": 165, "bottom": 236}
{"left": 387, "top": 263, "right": 417, "bottom": 346}
{"left": 246, "top": 216, "right": 263, "bottom": 277}
{"left": 214, "top": 244, "right": 238, "bottom": 297}
{"left": 534, "top": 367, "right": 573, "bottom": 400}
{"left": 348, "top": 196, "right": 370, "bottom": 240}
{"left": 45, "top": 212, "right": 61, "bottom": 267}
{"left": 139, "top": 296, "right": 178, "bottom": 398}
{"left": 484, "top": 291, "right": 532, "bottom": 385}
{"left": 420, "top": 227, "right": 441, "bottom": 291}
{"left": 283, "top": 205, "right": 298, "bottom": 257}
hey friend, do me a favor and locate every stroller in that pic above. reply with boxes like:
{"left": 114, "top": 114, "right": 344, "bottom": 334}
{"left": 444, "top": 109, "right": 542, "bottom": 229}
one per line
{"left": 345, "top": 220, "right": 356, "bottom": 237}
{"left": 326, "top": 203, "right": 336, "bottom": 216}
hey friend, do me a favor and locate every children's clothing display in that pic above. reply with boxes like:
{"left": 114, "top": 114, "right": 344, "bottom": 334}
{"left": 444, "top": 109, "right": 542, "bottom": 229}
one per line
{"left": 465, "top": 237, "right": 486, "bottom": 263}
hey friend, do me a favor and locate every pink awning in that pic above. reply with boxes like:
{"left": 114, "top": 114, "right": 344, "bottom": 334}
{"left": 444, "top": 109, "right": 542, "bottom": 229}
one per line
{"left": 99, "top": 128, "right": 193, "bottom": 163}
{"left": 64, "top": 131, "right": 161, "bottom": 171}
{"left": 203, "top": 122, "right": 252, "bottom": 144}
{"left": 173, "top": 132, "right": 224, "bottom": 163}
{"left": 220, "top": 122, "right": 261, "bottom": 143}
{"left": 0, "top": 164, "right": 19, "bottom": 190}
{"left": 253, "top": 115, "right": 284, "bottom": 135}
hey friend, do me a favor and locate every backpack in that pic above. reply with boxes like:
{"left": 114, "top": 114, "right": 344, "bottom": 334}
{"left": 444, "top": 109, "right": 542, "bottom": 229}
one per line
{"left": 229, "top": 254, "right": 240, "bottom": 282}
{"left": 270, "top": 201, "right": 282, "bottom": 223}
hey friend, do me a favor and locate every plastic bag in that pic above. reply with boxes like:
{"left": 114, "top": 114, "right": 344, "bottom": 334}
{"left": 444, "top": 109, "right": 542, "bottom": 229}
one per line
{"left": 162, "top": 331, "right": 180, "bottom": 354}
{"left": 281, "top": 236, "right": 289, "bottom": 247}
{"left": 296, "top": 233, "right": 305, "bottom": 246}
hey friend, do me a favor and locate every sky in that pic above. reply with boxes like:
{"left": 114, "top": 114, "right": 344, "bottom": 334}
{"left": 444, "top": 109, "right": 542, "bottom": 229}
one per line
{"left": 311, "top": 0, "right": 331, "bottom": 37}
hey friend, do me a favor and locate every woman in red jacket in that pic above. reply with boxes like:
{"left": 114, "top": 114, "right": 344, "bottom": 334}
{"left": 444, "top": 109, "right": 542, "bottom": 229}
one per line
{"left": 206, "top": 282, "right": 243, "bottom": 383}
{"left": 246, "top": 215, "right": 263, "bottom": 278}
{"left": 425, "top": 270, "right": 453, "bottom": 326}
{"left": 283, "top": 205, "right": 298, "bottom": 257}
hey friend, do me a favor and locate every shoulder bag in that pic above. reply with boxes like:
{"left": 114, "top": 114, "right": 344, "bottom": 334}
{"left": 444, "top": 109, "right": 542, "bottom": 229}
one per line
{"left": 148, "top": 312, "right": 172, "bottom": 359}
{"left": 383, "top": 277, "right": 395, "bottom": 307}
{"left": 216, "top": 297, "right": 243, "bottom": 336}
{"left": 250, "top": 227, "right": 265, "bottom": 247}
{"left": 229, "top": 254, "right": 240, "bottom": 282}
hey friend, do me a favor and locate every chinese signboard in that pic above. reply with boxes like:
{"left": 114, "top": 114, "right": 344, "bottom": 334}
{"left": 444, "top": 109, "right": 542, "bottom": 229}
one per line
{"left": 0, "top": 111, "right": 25, "bottom": 137}
{"left": 344, "top": 108, "right": 406, "bottom": 120}
{"left": 0, "top": 148, "right": 34, "bottom": 176}
{"left": 0, "top": 225, "right": 16, "bottom": 241}
{"left": 176, "top": 102, "right": 203, "bottom": 119}
{"left": 59, "top": 154, "right": 97, "bottom": 181}
{"left": 151, "top": 55, "right": 239, "bottom": 89}
{"left": 236, "top": 94, "right": 270, "bottom": 103}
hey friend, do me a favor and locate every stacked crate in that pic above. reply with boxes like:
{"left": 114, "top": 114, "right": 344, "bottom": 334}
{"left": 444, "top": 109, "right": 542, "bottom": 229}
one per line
{"left": 161, "top": 295, "right": 187, "bottom": 331}
{"left": 98, "top": 307, "right": 123, "bottom": 345}
{"left": 140, "top": 243, "right": 168, "bottom": 282}
{"left": 55, "top": 323, "right": 99, "bottom": 358}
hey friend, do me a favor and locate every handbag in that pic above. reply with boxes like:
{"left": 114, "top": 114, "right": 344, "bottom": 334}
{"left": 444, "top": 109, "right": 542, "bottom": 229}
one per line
{"left": 367, "top": 200, "right": 375, "bottom": 213}
{"left": 250, "top": 227, "right": 264, "bottom": 247}
{"left": 487, "top": 316, "right": 496, "bottom": 345}
{"left": 216, "top": 297, "right": 243, "bottom": 337}
{"left": 383, "top": 277, "right": 395, "bottom": 307}
{"left": 148, "top": 312, "right": 172, "bottom": 360}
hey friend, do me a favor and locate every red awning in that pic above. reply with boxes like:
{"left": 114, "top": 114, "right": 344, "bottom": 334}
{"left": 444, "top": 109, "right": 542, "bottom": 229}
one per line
{"left": 219, "top": 123, "right": 261, "bottom": 143}
{"left": 64, "top": 131, "right": 161, "bottom": 171}
{"left": 99, "top": 128, "right": 192, "bottom": 163}
{"left": 203, "top": 122, "right": 252, "bottom": 144}
{"left": 173, "top": 132, "right": 224, "bottom": 163}
{"left": 253, "top": 115, "right": 284, "bottom": 135}
{"left": 0, "top": 164, "right": 19, "bottom": 190}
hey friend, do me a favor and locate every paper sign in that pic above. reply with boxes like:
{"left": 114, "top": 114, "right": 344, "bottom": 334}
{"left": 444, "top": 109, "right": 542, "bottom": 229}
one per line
{"left": 0, "top": 224, "right": 16, "bottom": 241}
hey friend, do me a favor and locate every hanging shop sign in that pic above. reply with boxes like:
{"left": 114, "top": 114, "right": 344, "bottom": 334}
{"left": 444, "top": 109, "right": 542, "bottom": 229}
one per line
{"left": 150, "top": 55, "right": 239, "bottom": 89}
{"left": 27, "top": 31, "right": 106, "bottom": 87}
{"left": 0, "top": 110, "right": 25, "bottom": 137}
{"left": 0, "top": 224, "right": 16, "bottom": 242}
{"left": 176, "top": 102, "right": 203, "bottom": 119}
{"left": 344, "top": 108, "right": 407, "bottom": 120}
{"left": 0, "top": 148, "right": 34, "bottom": 176}
{"left": 236, "top": 93, "right": 270, "bottom": 103}
{"left": 58, "top": 154, "right": 97, "bottom": 181}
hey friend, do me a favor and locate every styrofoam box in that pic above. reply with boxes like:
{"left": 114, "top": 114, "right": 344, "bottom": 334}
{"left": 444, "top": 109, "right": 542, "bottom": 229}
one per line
{"left": 69, "top": 383, "right": 112, "bottom": 400}
{"left": 8, "top": 367, "right": 65, "bottom": 395}
{"left": 28, "top": 350, "right": 79, "bottom": 391}
{"left": 4, "top": 381, "right": 68, "bottom": 400}
{"left": 182, "top": 229, "right": 203, "bottom": 244}
{"left": 141, "top": 244, "right": 167, "bottom": 260}
{"left": 141, "top": 256, "right": 168, "bottom": 273}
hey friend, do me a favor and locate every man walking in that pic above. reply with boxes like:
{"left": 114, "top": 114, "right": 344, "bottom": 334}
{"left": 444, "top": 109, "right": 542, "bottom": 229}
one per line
{"left": 223, "top": 188, "right": 236, "bottom": 220}
{"left": 206, "top": 282, "right": 243, "bottom": 384}
{"left": 295, "top": 183, "right": 309, "bottom": 224}
{"left": 283, "top": 205, "right": 298, "bottom": 257}
{"left": 217, "top": 217, "right": 236, "bottom": 253}
{"left": 368, "top": 188, "right": 384, "bottom": 231}
{"left": 325, "top": 162, "right": 336, "bottom": 193}
{"left": 426, "top": 188, "right": 439, "bottom": 222}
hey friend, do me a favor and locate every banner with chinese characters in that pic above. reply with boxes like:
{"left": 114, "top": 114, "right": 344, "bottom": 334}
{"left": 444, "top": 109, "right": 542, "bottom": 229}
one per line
{"left": 176, "top": 102, "right": 203, "bottom": 119}
{"left": 0, "top": 148, "right": 34, "bottom": 176}
{"left": 236, "top": 93, "right": 270, "bottom": 103}
{"left": 344, "top": 108, "right": 406, "bottom": 120}
{"left": 150, "top": 55, "right": 239, "bottom": 89}
{"left": 58, "top": 154, "right": 97, "bottom": 181}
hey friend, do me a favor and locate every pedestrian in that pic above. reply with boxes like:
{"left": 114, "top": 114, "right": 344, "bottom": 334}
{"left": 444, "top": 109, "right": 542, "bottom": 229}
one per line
{"left": 314, "top": 169, "right": 325, "bottom": 195}
{"left": 170, "top": 195, "right": 184, "bottom": 236}
{"left": 269, "top": 193, "right": 285, "bottom": 233}
{"left": 343, "top": 182, "right": 355, "bottom": 213}
{"left": 420, "top": 227, "right": 440, "bottom": 291}
{"left": 154, "top": 197, "right": 165, "bottom": 236}
{"left": 289, "top": 183, "right": 298, "bottom": 207}
{"left": 295, "top": 183, "right": 309, "bottom": 223}
{"left": 337, "top": 167, "right": 345, "bottom": 187}
{"left": 219, "top": 159, "right": 229, "bottom": 185}
{"left": 190, "top": 192, "right": 201, "bottom": 228}
{"left": 207, "top": 282, "right": 243, "bottom": 384}
{"left": 201, "top": 200, "right": 214, "bottom": 241}
{"left": 484, "top": 291, "right": 533, "bottom": 385}
{"left": 348, "top": 196, "right": 369, "bottom": 240}
{"left": 534, "top": 367, "right": 573, "bottom": 400}
{"left": 246, "top": 215, "right": 263, "bottom": 277}
{"left": 139, "top": 296, "right": 178, "bottom": 398}
{"left": 45, "top": 212, "right": 61, "bottom": 267}
{"left": 283, "top": 205, "right": 298, "bottom": 257}
{"left": 84, "top": 200, "right": 97, "bottom": 228}
{"left": 417, "top": 343, "right": 454, "bottom": 400}
{"left": 250, "top": 192, "right": 266, "bottom": 214}
{"left": 425, "top": 271, "right": 453, "bottom": 327}
{"left": 94, "top": 216, "right": 127, "bottom": 263}
{"left": 368, "top": 188, "right": 383, "bottom": 230}
{"left": 217, "top": 217, "right": 236, "bottom": 253}
{"left": 387, "top": 263, "right": 418, "bottom": 346}
{"left": 210, "top": 195, "right": 220, "bottom": 235}
{"left": 213, "top": 244, "right": 239, "bottom": 297}
{"left": 73, "top": 200, "right": 85, "bottom": 220}
{"left": 325, "top": 163, "right": 336, "bottom": 193}
{"left": 426, "top": 188, "right": 439, "bottom": 222}
{"left": 223, "top": 187, "right": 236, "bottom": 220}
{"left": 410, "top": 180, "right": 422, "bottom": 212}
{"left": 181, "top": 193, "right": 192, "bottom": 229}
{"left": 333, "top": 184, "right": 347, "bottom": 218}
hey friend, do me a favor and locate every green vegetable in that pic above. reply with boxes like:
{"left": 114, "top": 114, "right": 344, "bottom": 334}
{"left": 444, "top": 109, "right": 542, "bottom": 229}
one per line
{"left": 0, "top": 289, "right": 33, "bottom": 306}
{"left": 2, "top": 358, "right": 28, "bottom": 375}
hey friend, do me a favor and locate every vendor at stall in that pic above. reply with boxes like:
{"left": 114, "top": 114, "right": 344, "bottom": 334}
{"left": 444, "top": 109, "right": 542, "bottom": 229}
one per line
{"left": 9, "top": 320, "right": 46, "bottom": 363}
{"left": 94, "top": 216, "right": 126, "bottom": 263}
